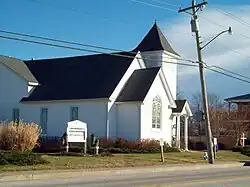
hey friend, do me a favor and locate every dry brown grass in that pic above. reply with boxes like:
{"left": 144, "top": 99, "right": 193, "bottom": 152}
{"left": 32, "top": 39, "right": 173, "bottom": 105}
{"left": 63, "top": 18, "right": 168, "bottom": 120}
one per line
{"left": 0, "top": 151, "right": 248, "bottom": 172}
{"left": 0, "top": 120, "right": 41, "bottom": 152}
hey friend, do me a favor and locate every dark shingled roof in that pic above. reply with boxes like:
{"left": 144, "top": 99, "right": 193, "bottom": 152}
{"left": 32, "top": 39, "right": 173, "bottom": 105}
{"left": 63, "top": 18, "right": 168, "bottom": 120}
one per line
{"left": 225, "top": 94, "right": 250, "bottom": 102}
{"left": 172, "top": 100, "right": 187, "bottom": 113}
{"left": 21, "top": 52, "right": 136, "bottom": 102}
{"left": 116, "top": 67, "right": 160, "bottom": 102}
{"left": 133, "top": 23, "right": 180, "bottom": 56}
{"left": 0, "top": 55, "right": 38, "bottom": 83}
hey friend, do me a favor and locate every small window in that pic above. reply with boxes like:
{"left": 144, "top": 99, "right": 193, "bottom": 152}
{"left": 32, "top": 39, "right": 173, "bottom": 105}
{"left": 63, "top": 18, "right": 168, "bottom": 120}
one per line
{"left": 40, "top": 108, "right": 48, "bottom": 135}
{"left": 12, "top": 108, "right": 20, "bottom": 123}
{"left": 70, "top": 107, "right": 78, "bottom": 121}
{"left": 152, "top": 96, "right": 162, "bottom": 129}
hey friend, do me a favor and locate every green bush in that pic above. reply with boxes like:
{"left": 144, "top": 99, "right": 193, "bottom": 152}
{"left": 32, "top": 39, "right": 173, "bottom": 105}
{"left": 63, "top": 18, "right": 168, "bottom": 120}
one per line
{"left": 163, "top": 143, "right": 180, "bottom": 152}
{"left": 231, "top": 146, "right": 244, "bottom": 152}
{"left": 0, "top": 151, "right": 49, "bottom": 166}
{"left": 241, "top": 146, "right": 250, "bottom": 156}
{"left": 232, "top": 146, "right": 250, "bottom": 156}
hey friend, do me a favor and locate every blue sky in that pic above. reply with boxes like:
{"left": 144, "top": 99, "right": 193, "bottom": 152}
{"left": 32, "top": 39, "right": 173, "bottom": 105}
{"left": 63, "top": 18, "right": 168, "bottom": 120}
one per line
{"left": 1, "top": 0, "right": 250, "bottom": 101}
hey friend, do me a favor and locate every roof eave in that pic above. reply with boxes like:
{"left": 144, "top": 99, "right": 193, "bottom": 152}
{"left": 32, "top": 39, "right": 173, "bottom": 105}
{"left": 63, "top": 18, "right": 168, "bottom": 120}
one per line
{"left": 20, "top": 98, "right": 111, "bottom": 103}
{"left": 115, "top": 101, "right": 143, "bottom": 104}
{"left": 225, "top": 99, "right": 250, "bottom": 103}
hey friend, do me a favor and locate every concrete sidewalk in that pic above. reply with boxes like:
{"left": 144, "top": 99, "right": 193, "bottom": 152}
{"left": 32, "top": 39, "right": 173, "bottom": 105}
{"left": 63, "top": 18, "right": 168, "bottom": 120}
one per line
{"left": 0, "top": 162, "right": 247, "bottom": 182}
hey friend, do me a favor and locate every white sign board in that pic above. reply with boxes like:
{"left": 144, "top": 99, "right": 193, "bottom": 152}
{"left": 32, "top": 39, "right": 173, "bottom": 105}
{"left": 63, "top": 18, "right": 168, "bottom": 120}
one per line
{"left": 213, "top": 138, "right": 217, "bottom": 145}
{"left": 160, "top": 138, "right": 164, "bottom": 146}
{"left": 67, "top": 120, "right": 87, "bottom": 143}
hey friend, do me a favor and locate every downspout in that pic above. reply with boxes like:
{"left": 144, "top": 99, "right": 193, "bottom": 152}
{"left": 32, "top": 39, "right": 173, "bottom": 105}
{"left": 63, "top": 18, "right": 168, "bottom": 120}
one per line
{"left": 137, "top": 104, "right": 142, "bottom": 139}
{"left": 115, "top": 104, "right": 118, "bottom": 139}
{"left": 106, "top": 102, "right": 109, "bottom": 139}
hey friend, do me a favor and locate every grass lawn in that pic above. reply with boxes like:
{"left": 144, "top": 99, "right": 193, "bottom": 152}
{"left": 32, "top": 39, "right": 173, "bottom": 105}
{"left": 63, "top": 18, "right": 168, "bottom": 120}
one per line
{"left": 0, "top": 151, "right": 248, "bottom": 172}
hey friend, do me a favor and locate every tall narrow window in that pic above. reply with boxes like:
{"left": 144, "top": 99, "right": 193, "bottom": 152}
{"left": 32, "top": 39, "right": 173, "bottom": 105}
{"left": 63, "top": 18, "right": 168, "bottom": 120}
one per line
{"left": 152, "top": 96, "right": 162, "bottom": 129}
{"left": 12, "top": 108, "right": 20, "bottom": 123}
{"left": 40, "top": 108, "right": 48, "bottom": 135}
{"left": 70, "top": 107, "right": 78, "bottom": 121}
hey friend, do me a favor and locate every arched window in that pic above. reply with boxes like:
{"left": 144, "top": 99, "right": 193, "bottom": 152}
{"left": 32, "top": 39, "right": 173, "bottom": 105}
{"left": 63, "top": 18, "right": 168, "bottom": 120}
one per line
{"left": 152, "top": 96, "right": 162, "bottom": 129}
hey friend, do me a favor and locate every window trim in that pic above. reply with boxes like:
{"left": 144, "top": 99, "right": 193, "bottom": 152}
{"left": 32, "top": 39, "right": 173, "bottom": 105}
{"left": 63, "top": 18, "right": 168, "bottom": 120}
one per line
{"left": 12, "top": 108, "right": 20, "bottom": 123}
{"left": 70, "top": 107, "right": 79, "bottom": 121}
{"left": 40, "top": 108, "right": 48, "bottom": 135}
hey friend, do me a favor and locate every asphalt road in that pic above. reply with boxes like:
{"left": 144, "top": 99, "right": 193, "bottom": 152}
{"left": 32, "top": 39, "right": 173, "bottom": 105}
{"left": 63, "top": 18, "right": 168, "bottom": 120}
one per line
{"left": 1, "top": 166, "right": 250, "bottom": 187}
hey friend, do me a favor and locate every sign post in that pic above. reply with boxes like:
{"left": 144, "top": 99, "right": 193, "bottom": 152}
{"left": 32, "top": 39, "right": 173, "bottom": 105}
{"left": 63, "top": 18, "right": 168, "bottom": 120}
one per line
{"left": 95, "top": 139, "right": 99, "bottom": 156}
{"left": 241, "top": 133, "right": 247, "bottom": 147}
{"left": 66, "top": 120, "right": 87, "bottom": 154}
{"left": 160, "top": 138, "right": 164, "bottom": 163}
{"left": 213, "top": 137, "right": 217, "bottom": 160}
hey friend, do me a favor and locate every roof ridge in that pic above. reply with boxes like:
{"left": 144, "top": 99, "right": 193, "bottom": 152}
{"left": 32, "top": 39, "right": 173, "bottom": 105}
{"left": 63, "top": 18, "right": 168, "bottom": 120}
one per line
{"left": 24, "top": 51, "right": 136, "bottom": 62}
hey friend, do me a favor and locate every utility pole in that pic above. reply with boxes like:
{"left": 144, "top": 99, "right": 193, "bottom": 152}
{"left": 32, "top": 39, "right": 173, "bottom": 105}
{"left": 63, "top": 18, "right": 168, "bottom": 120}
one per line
{"left": 179, "top": 0, "right": 215, "bottom": 164}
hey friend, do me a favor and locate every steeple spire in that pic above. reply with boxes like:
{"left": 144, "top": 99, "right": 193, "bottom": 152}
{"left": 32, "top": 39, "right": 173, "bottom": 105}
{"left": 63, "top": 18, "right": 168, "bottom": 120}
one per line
{"left": 133, "top": 22, "right": 180, "bottom": 57}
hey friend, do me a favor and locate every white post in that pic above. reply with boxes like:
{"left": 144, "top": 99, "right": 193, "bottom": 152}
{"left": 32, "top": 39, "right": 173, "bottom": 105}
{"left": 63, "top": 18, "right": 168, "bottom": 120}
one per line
{"left": 176, "top": 115, "right": 181, "bottom": 149}
{"left": 184, "top": 116, "right": 189, "bottom": 151}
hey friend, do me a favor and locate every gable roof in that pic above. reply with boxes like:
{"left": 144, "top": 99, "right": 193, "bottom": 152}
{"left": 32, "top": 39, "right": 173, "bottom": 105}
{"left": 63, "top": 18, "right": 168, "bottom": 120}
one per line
{"left": 133, "top": 23, "right": 180, "bottom": 57}
{"left": 225, "top": 94, "right": 250, "bottom": 102}
{"left": 172, "top": 100, "right": 187, "bottom": 113}
{"left": 0, "top": 55, "right": 38, "bottom": 83}
{"left": 21, "top": 52, "right": 136, "bottom": 102}
{"left": 116, "top": 67, "right": 160, "bottom": 102}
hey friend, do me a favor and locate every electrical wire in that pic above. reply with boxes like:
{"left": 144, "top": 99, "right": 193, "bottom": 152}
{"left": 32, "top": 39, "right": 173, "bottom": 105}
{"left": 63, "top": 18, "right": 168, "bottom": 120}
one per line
{"left": 150, "top": 0, "right": 180, "bottom": 8}
{"left": 127, "top": 0, "right": 250, "bottom": 63}
{"left": 128, "top": 0, "right": 177, "bottom": 12}
{"left": 2, "top": 34, "right": 250, "bottom": 84}
{"left": 0, "top": 35, "right": 198, "bottom": 67}
{"left": 215, "top": 8, "right": 250, "bottom": 28}
{"left": 204, "top": 66, "right": 250, "bottom": 84}
{"left": 4, "top": 28, "right": 250, "bottom": 81}
{"left": 204, "top": 64, "right": 250, "bottom": 80}
{"left": 0, "top": 29, "right": 194, "bottom": 62}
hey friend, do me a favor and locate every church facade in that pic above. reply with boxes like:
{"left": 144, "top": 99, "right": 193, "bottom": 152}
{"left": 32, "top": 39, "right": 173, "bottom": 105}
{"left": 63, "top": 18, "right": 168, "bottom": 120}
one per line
{"left": 0, "top": 23, "right": 192, "bottom": 149}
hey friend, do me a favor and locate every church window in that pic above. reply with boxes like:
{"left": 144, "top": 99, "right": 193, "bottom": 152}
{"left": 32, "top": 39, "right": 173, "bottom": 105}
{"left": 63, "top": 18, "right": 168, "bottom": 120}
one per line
{"left": 152, "top": 96, "right": 162, "bottom": 129}
{"left": 12, "top": 108, "right": 20, "bottom": 123}
{"left": 40, "top": 108, "right": 48, "bottom": 135}
{"left": 70, "top": 107, "right": 78, "bottom": 121}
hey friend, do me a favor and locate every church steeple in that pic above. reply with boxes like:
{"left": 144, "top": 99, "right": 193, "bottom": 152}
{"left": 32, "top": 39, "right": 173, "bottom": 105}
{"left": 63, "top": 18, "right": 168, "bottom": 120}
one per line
{"left": 133, "top": 22, "right": 180, "bottom": 57}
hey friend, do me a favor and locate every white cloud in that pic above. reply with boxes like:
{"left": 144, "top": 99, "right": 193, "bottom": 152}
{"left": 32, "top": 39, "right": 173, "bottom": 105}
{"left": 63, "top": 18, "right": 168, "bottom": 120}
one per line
{"left": 161, "top": 5, "right": 250, "bottom": 78}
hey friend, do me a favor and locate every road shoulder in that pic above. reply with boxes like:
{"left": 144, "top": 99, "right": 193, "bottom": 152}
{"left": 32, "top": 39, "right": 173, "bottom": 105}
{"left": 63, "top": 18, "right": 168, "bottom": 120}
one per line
{"left": 0, "top": 162, "right": 246, "bottom": 182}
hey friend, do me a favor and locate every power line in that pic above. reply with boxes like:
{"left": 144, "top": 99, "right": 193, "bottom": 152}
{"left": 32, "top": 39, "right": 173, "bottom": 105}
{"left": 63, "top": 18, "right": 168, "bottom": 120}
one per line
{"left": 0, "top": 30, "right": 124, "bottom": 53}
{"left": 205, "top": 66, "right": 250, "bottom": 84}
{"left": 129, "top": 0, "right": 250, "bottom": 46}
{"left": 150, "top": 0, "right": 180, "bottom": 7}
{"left": 131, "top": 0, "right": 250, "bottom": 64}
{"left": 204, "top": 64, "right": 250, "bottom": 80}
{"left": 128, "top": 0, "right": 177, "bottom": 12}
{"left": 2, "top": 34, "right": 250, "bottom": 85}
{"left": 215, "top": 8, "right": 250, "bottom": 28}
{"left": 0, "top": 35, "right": 198, "bottom": 67}
{"left": 198, "top": 10, "right": 250, "bottom": 43}
{"left": 0, "top": 29, "right": 192, "bottom": 62}
{"left": 3, "top": 28, "right": 249, "bottom": 80}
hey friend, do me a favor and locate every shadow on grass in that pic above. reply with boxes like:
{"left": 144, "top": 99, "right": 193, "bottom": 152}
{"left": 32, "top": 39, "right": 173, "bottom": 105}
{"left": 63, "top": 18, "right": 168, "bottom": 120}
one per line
{"left": 45, "top": 153, "right": 88, "bottom": 157}
{"left": 44, "top": 152, "right": 114, "bottom": 157}
{"left": 239, "top": 161, "right": 250, "bottom": 166}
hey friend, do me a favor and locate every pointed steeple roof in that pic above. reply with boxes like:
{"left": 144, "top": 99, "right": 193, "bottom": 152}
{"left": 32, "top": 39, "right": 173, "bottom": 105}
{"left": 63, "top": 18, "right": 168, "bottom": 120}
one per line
{"left": 133, "top": 22, "right": 180, "bottom": 57}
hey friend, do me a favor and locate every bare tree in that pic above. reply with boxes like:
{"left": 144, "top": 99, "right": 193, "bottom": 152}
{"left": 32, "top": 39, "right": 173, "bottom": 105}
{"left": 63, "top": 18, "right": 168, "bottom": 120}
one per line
{"left": 209, "top": 108, "right": 230, "bottom": 139}
{"left": 228, "top": 106, "right": 250, "bottom": 146}
{"left": 176, "top": 87, "right": 185, "bottom": 100}
{"left": 191, "top": 92, "right": 226, "bottom": 112}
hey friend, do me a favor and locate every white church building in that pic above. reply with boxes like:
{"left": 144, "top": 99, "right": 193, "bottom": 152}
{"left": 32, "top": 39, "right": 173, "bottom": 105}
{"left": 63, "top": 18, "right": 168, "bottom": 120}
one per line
{"left": 0, "top": 23, "right": 192, "bottom": 149}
